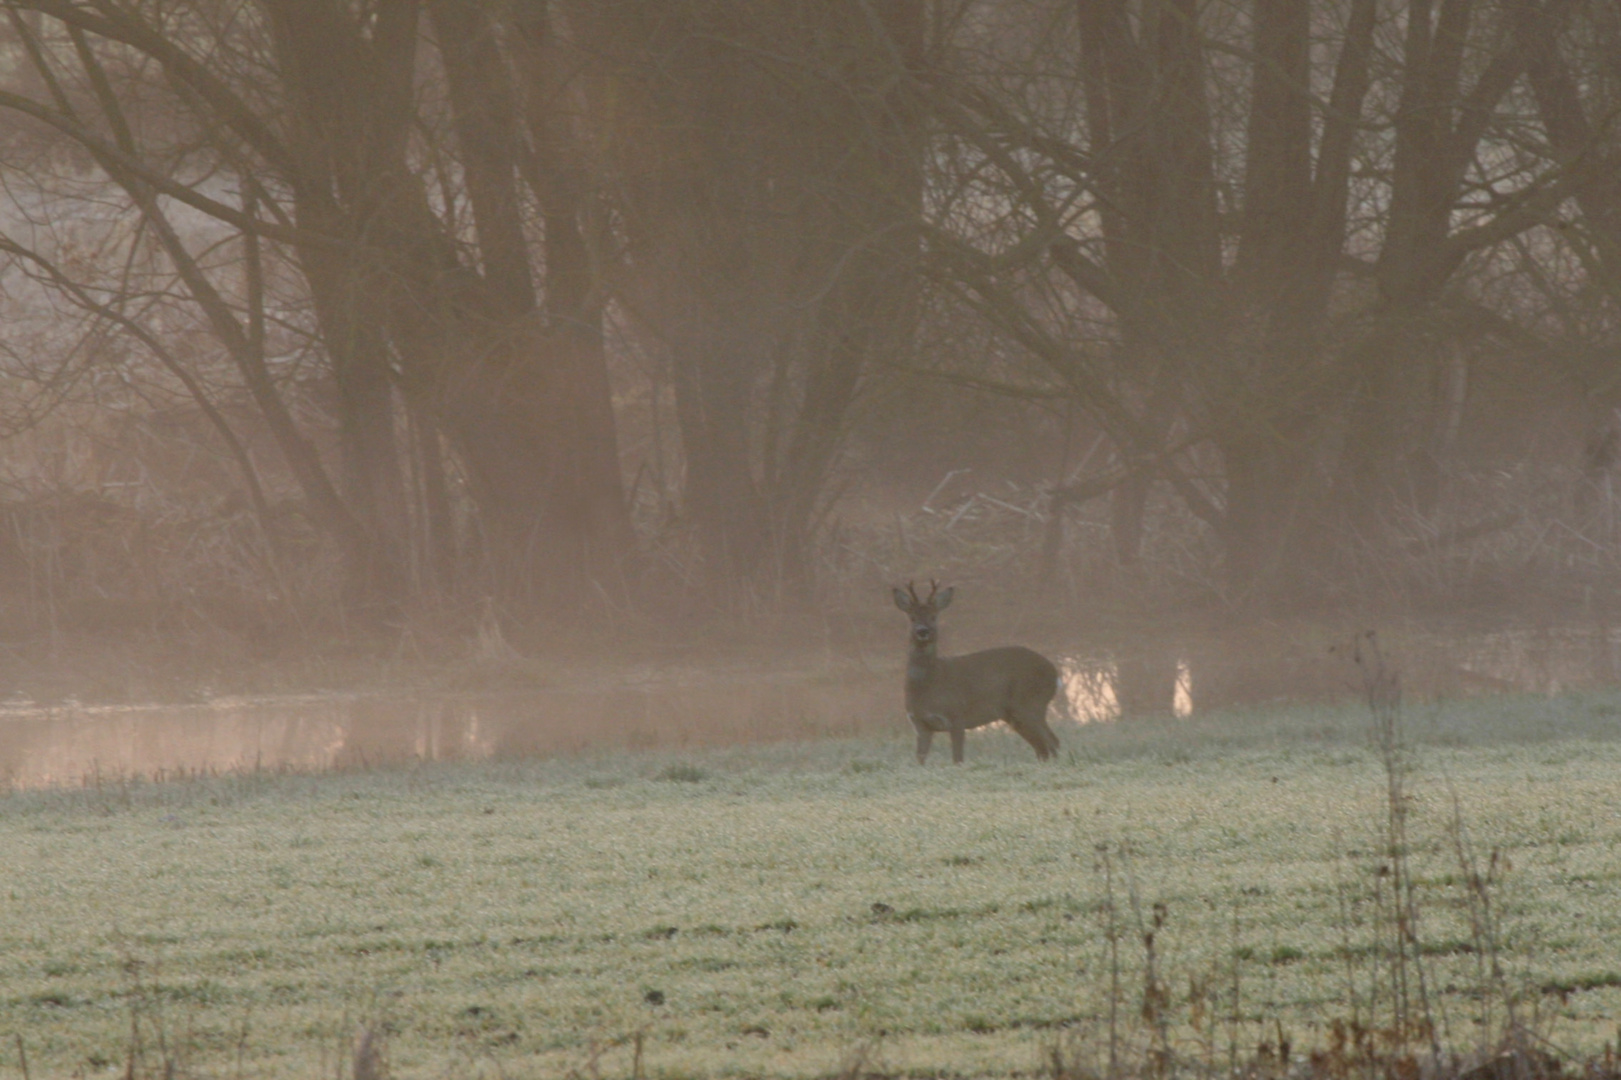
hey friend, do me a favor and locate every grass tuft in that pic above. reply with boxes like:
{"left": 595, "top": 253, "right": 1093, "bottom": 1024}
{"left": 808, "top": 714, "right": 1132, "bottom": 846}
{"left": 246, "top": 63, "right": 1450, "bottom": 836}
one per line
{"left": 655, "top": 763, "right": 708, "bottom": 783}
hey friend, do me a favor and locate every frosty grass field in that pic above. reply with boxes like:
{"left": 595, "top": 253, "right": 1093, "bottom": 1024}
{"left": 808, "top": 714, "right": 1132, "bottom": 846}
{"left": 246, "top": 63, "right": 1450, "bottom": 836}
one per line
{"left": 5, "top": 692, "right": 1621, "bottom": 1079}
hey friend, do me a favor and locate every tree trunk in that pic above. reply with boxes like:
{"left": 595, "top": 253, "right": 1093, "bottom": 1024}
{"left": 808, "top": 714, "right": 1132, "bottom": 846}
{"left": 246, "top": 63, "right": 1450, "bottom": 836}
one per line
{"left": 582, "top": 0, "right": 924, "bottom": 598}
{"left": 269, "top": 0, "right": 633, "bottom": 611}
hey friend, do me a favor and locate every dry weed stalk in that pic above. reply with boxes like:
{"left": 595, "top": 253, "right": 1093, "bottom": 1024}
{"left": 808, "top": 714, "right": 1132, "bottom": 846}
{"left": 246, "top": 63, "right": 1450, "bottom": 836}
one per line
{"left": 351, "top": 1025, "right": 389, "bottom": 1080}
{"left": 1340, "top": 634, "right": 1578, "bottom": 1080}
{"left": 1052, "top": 638, "right": 1600, "bottom": 1080}
{"left": 1070, "top": 843, "right": 1203, "bottom": 1080}
{"left": 1355, "top": 631, "right": 1441, "bottom": 1064}
{"left": 564, "top": 1026, "right": 652, "bottom": 1080}
{"left": 111, "top": 948, "right": 196, "bottom": 1080}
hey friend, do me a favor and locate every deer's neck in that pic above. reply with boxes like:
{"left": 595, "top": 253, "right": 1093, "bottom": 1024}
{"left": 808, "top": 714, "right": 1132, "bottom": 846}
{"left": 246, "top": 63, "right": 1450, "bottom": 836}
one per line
{"left": 906, "top": 642, "right": 940, "bottom": 684}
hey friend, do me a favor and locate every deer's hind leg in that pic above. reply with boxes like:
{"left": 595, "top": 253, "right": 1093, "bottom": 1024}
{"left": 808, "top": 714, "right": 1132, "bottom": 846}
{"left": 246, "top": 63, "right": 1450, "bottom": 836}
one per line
{"left": 1008, "top": 708, "right": 1060, "bottom": 761}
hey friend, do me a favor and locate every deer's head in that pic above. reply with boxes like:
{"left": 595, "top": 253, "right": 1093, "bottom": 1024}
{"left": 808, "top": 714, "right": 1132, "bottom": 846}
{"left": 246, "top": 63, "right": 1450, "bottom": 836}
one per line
{"left": 892, "top": 579, "right": 954, "bottom": 648}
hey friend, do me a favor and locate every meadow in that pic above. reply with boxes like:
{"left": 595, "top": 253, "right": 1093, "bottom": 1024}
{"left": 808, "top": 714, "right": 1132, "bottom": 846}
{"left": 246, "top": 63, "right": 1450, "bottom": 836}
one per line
{"left": 4, "top": 691, "right": 1621, "bottom": 1079}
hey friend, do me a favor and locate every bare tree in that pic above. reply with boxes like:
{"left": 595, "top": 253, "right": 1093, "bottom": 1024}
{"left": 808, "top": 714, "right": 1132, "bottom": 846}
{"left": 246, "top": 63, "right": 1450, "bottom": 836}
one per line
{"left": 1, "top": 0, "right": 637, "bottom": 616}
{"left": 915, "top": 0, "right": 1612, "bottom": 601}
{"left": 573, "top": 0, "right": 927, "bottom": 598}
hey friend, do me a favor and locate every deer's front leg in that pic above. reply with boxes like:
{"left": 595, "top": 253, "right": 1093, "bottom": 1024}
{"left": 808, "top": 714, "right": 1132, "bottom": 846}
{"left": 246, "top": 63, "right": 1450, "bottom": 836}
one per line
{"left": 912, "top": 718, "right": 934, "bottom": 764}
{"left": 949, "top": 726, "right": 966, "bottom": 764}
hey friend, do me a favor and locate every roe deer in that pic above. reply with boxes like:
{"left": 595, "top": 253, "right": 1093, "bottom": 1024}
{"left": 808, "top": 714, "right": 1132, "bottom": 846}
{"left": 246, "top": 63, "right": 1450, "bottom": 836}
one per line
{"left": 892, "top": 580, "right": 1061, "bottom": 764}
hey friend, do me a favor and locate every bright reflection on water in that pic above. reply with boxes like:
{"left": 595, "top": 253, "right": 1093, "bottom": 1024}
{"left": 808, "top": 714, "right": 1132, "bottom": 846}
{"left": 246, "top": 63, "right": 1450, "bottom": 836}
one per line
{"left": 1061, "top": 625, "right": 1621, "bottom": 721}
{"left": 3, "top": 626, "right": 1620, "bottom": 789}
{"left": 1060, "top": 659, "right": 1193, "bottom": 722}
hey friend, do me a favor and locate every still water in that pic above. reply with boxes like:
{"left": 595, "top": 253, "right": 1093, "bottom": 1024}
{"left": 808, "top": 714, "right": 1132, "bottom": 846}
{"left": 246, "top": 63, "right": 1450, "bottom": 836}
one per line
{"left": 3, "top": 625, "right": 1618, "bottom": 790}
{"left": 0, "top": 670, "right": 894, "bottom": 791}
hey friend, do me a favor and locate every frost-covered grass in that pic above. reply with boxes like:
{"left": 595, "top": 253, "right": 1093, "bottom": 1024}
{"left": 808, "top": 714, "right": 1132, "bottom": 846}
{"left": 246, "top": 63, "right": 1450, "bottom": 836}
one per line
{"left": 4, "top": 692, "right": 1621, "bottom": 1078}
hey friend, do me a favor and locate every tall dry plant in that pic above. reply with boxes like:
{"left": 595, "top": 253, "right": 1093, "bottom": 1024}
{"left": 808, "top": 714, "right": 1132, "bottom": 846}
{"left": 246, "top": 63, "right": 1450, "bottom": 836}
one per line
{"left": 1354, "top": 631, "right": 1441, "bottom": 1063}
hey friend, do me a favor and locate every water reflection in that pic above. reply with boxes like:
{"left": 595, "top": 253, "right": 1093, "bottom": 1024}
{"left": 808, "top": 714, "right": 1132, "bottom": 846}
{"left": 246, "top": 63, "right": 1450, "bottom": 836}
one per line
{"left": 1061, "top": 658, "right": 1192, "bottom": 722}
{"left": 0, "top": 670, "right": 896, "bottom": 791}
{"left": 3, "top": 626, "right": 1619, "bottom": 790}
{"left": 1064, "top": 624, "right": 1621, "bottom": 721}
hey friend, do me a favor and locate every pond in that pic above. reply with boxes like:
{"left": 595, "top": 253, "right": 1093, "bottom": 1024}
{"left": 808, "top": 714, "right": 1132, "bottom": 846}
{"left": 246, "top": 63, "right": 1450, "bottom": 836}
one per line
{"left": 0, "top": 667, "right": 894, "bottom": 790}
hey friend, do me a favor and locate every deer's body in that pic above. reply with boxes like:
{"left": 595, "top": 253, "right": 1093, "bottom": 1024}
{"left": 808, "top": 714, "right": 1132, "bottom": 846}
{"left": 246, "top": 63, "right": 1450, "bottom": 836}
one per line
{"left": 894, "top": 582, "right": 1061, "bottom": 764}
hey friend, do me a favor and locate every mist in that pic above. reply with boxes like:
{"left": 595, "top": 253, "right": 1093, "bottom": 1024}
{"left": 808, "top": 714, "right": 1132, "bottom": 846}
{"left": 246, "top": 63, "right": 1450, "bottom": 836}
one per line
{"left": 0, "top": 0, "right": 1618, "bottom": 770}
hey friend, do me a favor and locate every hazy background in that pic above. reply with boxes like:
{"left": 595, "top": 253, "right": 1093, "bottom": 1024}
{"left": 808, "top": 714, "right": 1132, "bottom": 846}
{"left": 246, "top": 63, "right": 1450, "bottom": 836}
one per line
{"left": 1, "top": 0, "right": 1619, "bottom": 699}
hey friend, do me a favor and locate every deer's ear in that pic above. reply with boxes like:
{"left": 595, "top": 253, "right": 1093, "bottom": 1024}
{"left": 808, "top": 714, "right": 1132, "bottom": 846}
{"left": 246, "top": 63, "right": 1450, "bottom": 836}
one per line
{"left": 934, "top": 586, "right": 954, "bottom": 610}
{"left": 892, "top": 587, "right": 912, "bottom": 612}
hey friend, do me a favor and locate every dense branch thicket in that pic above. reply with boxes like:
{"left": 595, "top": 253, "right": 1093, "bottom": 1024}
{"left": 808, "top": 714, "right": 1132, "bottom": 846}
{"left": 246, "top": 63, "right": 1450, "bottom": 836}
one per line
{"left": 0, "top": 0, "right": 1617, "bottom": 645}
